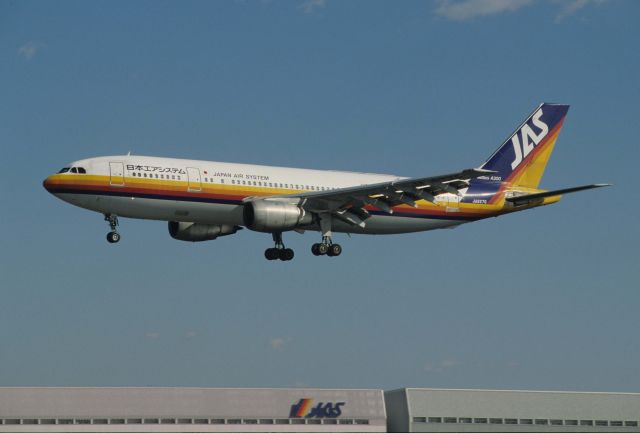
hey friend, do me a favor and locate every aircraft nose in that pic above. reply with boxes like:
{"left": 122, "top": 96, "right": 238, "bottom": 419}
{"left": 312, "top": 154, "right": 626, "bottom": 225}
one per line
{"left": 43, "top": 175, "right": 58, "bottom": 193}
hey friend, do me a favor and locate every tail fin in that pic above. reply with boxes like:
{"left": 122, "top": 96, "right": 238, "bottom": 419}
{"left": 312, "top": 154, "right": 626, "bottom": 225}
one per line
{"left": 480, "top": 103, "right": 570, "bottom": 188}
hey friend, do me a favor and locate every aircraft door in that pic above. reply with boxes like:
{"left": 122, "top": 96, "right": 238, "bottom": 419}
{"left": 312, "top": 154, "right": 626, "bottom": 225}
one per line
{"left": 109, "top": 162, "right": 125, "bottom": 186}
{"left": 446, "top": 193, "right": 460, "bottom": 212}
{"left": 436, "top": 192, "right": 460, "bottom": 212}
{"left": 187, "top": 167, "right": 202, "bottom": 192}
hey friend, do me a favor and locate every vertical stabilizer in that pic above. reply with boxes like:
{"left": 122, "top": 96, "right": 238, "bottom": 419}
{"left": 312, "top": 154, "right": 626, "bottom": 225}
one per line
{"left": 480, "top": 103, "right": 570, "bottom": 188}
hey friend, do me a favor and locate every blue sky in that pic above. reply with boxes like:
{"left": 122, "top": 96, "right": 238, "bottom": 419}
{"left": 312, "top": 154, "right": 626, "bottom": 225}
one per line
{"left": 1, "top": 0, "right": 639, "bottom": 391}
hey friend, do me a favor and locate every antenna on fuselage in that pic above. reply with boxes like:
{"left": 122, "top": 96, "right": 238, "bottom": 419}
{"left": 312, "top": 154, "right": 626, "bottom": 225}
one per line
{"left": 127, "top": 151, "right": 132, "bottom": 156}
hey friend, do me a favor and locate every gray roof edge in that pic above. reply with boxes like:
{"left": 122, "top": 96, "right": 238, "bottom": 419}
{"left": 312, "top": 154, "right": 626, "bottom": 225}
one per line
{"left": 402, "top": 387, "right": 640, "bottom": 396}
{"left": 0, "top": 387, "right": 382, "bottom": 392}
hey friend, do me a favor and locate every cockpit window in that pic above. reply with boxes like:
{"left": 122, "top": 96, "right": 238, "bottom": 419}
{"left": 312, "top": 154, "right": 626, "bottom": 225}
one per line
{"left": 77, "top": 167, "right": 86, "bottom": 174}
{"left": 70, "top": 167, "right": 78, "bottom": 173}
{"left": 58, "top": 167, "right": 70, "bottom": 173}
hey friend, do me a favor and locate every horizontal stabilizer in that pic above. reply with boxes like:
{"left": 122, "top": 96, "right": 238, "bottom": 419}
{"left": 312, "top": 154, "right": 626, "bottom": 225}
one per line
{"left": 506, "top": 184, "right": 611, "bottom": 205}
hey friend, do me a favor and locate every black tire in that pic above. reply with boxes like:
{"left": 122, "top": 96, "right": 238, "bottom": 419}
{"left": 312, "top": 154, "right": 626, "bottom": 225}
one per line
{"left": 329, "top": 243, "right": 342, "bottom": 257}
{"left": 317, "top": 243, "right": 329, "bottom": 255}
{"left": 311, "top": 244, "right": 321, "bottom": 256}
{"left": 106, "top": 231, "right": 120, "bottom": 243}
{"left": 280, "top": 248, "right": 294, "bottom": 261}
{"left": 264, "top": 248, "right": 279, "bottom": 260}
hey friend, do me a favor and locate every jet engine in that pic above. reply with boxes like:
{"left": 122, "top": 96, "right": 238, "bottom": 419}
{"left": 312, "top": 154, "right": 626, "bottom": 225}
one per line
{"left": 243, "top": 200, "right": 312, "bottom": 232}
{"left": 168, "top": 222, "right": 240, "bottom": 242}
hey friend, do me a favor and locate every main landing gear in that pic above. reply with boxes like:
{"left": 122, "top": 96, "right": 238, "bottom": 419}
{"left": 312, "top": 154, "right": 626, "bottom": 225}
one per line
{"left": 263, "top": 214, "right": 343, "bottom": 261}
{"left": 264, "top": 232, "right": 294, "bottom": 261}
{"left": 311, "top": 213, "right": 342, "bottom": 257}
{"left": 104, "top": 214, "right": 121, "bottom": 244}
{"left": 311, "top": 237, "right": 342, "bottom": 257}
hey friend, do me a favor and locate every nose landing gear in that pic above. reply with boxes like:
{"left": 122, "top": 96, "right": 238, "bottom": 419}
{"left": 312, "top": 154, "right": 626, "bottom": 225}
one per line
{"left": 104, "top": 214, "right": 121, "bottom": 244}
{"left": 265, "top": 232, "right": 294, "bottom": 261}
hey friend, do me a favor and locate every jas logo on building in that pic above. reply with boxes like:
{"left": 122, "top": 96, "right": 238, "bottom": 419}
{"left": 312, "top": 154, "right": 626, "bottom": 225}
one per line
{"left": 290, "top": 399, "right": 345, "bottom": 418}
{"left": 510, "top": 108, "right": 549, "bottom": 170}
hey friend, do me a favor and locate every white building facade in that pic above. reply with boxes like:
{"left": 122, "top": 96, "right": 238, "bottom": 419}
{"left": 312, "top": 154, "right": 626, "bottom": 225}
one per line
{"left": 2, "top": 387, "right": 640, "bottom": 432}
{"left": 0, "top": 388, "right": 386, "bottom": 432}
{"left": 384, "top": 388, "right": 640, "bottom": 432}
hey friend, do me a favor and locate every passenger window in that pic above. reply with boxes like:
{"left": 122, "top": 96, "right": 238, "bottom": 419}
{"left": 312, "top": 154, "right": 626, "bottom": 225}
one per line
{"left": 172, "top": 175, "right": 175, "bottom": 180}
{"left": 221, "top": 179, "right": 224, "bottom": 183}
{"left": 143, "top": 173, "right": 147, "bottom": 177}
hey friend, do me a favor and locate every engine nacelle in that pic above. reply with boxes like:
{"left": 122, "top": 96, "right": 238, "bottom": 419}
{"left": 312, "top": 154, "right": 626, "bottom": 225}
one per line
{"left": 168, "top": 222, "right": 240, "bottom": 242}
{"left": 243, "top": 200, "right": 312, "bottom": 232}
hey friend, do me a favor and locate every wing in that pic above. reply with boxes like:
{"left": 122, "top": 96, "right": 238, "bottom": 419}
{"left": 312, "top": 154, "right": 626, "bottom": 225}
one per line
{"left": 505, "top": 183, "right": 611, "bottom": 206}
{"left": 245, "top": 168, "right": 496, "bottom": 228}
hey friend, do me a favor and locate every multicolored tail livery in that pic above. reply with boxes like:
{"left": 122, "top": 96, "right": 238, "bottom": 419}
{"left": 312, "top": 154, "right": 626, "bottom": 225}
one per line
{"left": 464, "top": 103, "right": 570, "bottom": 203}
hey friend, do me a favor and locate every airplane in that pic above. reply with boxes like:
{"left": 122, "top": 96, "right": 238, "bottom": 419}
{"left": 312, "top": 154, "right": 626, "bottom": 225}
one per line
{"left": 43, "top": 103, "right": 609, "bottom": 261}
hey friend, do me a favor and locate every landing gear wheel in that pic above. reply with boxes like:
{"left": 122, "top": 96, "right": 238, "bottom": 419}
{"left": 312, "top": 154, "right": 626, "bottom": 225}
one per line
{"left": 327, "top": 243, "right": 342, "bottom": 257}
{"left": 317, "top": 243, "right": 329, "bottom": 255}
{"left": 311, "top": 243, "right": 322, "bottom": 256}
{"left": 279, "top": 248, "right": 294, "bottom": 261}
{"left": 106, "top": 231, "right": 120, "bottom": 243}
{"left": 264, "top": 248, "right": 280, "bottom": 260}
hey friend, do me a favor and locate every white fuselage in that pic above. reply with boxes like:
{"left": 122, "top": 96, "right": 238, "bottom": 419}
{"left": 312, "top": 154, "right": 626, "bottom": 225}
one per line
{"left": 44, "top": 155, "right": 474, "bottom": 235}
